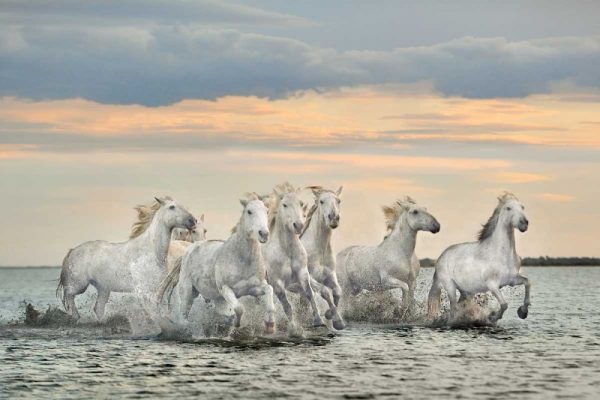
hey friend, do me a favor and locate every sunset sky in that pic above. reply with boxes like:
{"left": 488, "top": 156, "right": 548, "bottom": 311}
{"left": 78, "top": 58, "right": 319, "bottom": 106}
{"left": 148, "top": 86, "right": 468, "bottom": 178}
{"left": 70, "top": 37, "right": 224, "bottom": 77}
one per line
{"left": 1, "top": 1, "right": 599, "bottom": 266}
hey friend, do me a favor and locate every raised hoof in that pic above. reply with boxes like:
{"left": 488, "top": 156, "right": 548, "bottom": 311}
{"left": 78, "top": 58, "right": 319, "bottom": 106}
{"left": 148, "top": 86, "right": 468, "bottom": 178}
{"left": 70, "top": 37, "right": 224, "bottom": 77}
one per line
{"left": 324, "top": 309, "right": 334, "bottom": 320}
{"left": 517, "top": 305, "right": 529, "bottom": 319}
{"left": 332, "top": 318, "right": 346, "bottom": 330}
{"left": 313, "top": 316, "right": 326, "bottom": 327}
{"left": 264, "top": 321, "right": 276, "bottom": 335}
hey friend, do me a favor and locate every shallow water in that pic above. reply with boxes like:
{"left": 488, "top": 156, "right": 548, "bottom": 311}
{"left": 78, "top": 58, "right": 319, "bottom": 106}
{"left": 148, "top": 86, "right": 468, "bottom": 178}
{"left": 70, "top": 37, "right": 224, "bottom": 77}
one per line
{"left": 1, "top": 267, "right": 600, "bottom": 399}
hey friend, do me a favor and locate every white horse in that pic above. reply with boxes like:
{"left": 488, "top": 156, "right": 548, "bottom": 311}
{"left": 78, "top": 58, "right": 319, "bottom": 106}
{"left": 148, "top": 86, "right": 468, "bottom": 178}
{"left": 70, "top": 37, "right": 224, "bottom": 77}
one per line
{"left": 337, "top": 197, "right": 440, "bottom": 315}
{"left": 167, "top": 215, "right": 207, "bottom": 272}
{"left": 159, "top": 193, "right": 276, "bottom": 334}
{"left": 427, "top": 192, "right": 530, "bottom": 322}
{"left": 262, "top": 182, "right": 325, "bottom": 334}
{"left": 57, "top": 197, "right": 197, "bottom": 321}
{"left": 300, "top": 186, "right": 346, "bottom": 330}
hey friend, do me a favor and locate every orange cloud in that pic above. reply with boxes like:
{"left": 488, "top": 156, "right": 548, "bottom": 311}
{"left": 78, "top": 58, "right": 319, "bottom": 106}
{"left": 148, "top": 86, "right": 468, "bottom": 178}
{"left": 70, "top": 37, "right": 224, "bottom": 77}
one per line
{"left": 1, "top": 86, "right": 599, "bottom": 149}
{"left": 537, "top": 193, "right": 575, "bottom": 202}
{"left": 496, "top": 172, "right": 550, "bottom": 183}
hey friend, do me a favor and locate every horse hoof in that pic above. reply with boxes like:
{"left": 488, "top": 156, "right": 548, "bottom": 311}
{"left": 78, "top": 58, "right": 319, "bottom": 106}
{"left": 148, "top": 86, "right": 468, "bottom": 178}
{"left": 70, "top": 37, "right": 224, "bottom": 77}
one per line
{"left": 332, "top": 318, "right": 346, "bottom": 330}
{"left": 288, "top": 325, "right": 304, "bottom": 338}
{"left": 324, "top": 309, "right": 334, "bottom": 320}
{"left": 264, "top": 321, "right": 275, "bottom": 335}
{"left": 313, "top": 316, "right": 326, "bottom": 327}
{"left": 517, "top": 305, "right": 529, "bottom": 319}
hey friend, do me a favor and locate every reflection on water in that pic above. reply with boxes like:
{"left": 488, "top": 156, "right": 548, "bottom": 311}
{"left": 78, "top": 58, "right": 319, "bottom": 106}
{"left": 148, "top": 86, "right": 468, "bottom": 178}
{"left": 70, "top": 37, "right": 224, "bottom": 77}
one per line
{"left": 1, "top": 267, "right": 600, "bottom": 399}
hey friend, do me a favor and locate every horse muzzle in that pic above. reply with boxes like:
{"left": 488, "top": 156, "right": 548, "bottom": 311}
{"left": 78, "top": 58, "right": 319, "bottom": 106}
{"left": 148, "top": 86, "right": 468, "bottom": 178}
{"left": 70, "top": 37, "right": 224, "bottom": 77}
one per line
{"left": 258, "top": 230, "right": 269, "bottom": 243}
{"left": 518, "top": 218, "right": 529, "bottom": 232}
{"left": 186, "top": 217, "right": 197, "bottom": 230}
{"left": 430, "top": 222, "right": 441, "bottom": 234}
{"left": 293, "top": 221, "right": 304, "bottom": 235}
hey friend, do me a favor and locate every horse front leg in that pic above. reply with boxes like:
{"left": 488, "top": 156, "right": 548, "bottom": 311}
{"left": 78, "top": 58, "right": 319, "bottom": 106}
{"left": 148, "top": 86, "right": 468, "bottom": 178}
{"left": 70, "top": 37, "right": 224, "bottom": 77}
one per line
{"left": 219, "top": 285, "right": 244, "bottom": 328}
{"left": 273, "top": 281, "right": 301, "bottom": 336}
{"left": 380, "top": 273, "right": 411, "bottom": 318}
{"left": 326, "top": 272, "right": 343, "bottom": 308}
{"left": 311, "top": 277, "right": 346, "bottom": 330}
{"left": 297, "top": 269, "right": 325, "bottom": 328}
{"left": 246, "top": 280, "right": 276, "bottom": 334}
{"left": 511, "top": 274, "right": 531, "bottom": 319}
{"left": 399, "top": 275, "right": 417, "bottom": 316}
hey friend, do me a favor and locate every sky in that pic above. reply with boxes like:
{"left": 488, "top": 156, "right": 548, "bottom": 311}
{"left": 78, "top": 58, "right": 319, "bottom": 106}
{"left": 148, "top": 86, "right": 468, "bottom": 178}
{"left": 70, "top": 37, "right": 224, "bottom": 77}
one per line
{"left": 0, "top": 0, "right": 599, "bottom": 266}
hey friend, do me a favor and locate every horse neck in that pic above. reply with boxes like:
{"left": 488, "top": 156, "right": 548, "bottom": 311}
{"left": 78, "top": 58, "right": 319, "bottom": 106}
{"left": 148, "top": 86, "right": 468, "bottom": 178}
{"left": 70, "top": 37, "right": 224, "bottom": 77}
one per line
{"left": 381, "top": 214, "right": 417, "bottom": 258}
{"left": 273, "top": 216, "right": 302, "bottom": 256}
{"left": 483, "top": 217, "right": 516, "bottom": 255}
{"left": 140, "top": 212, "right": 172, "bottom": 267}
{"left": 229, "top": 225, "right": 261, "bottom": 261}
{"left": 305, "top": 208, "right": 332, "bottom": 253}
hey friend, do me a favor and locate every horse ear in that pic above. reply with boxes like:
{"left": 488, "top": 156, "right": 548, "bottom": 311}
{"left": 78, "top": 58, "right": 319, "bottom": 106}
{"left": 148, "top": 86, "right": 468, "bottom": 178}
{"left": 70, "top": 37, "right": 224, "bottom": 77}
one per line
{"left": 336, "top": 186, "right": 343, "bottom": 196}
{"left": 155, "top": 196, "right": 165, "bottom": 205}
{"left": 240, "top": 198, "right": 249, "bottom": 207}
{"left": 200, "top": 214, "right": 205, "bottom": 222}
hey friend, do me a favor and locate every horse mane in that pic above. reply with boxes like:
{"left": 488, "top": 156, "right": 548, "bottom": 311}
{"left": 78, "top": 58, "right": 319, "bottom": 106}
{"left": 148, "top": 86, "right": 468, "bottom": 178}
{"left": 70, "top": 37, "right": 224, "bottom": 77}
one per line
{"left": 129, "top": 196, "right": 172, "bottom": 239}
{"left": 477, "top": 192, "right": 518, "bottom": 241}
{"left": 266, "top": 182, "right": 298, "bottom": 231}
{"left": 300, "top": 185, "right": 339, "bottom": 238}
{"left": 231, "top": 192, "right": 262, "bottom": 234}
{"left": 382, "top": 196, "right": 416, "bottom": 239}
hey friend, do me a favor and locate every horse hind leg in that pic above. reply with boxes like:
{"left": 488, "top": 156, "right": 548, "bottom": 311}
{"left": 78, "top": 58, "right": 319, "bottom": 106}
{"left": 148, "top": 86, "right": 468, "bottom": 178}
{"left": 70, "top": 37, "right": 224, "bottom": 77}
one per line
{"left": 93, "top": 288, "right": 111, "bottom": 321}
{"left": 511, "top": 274, "right": 531, "bottom": 319}
{"left": 488, "top": 285, "right": 508, "bottom": 323}
{"left": 63, "top": 291, "right": 80, "bottom": 321}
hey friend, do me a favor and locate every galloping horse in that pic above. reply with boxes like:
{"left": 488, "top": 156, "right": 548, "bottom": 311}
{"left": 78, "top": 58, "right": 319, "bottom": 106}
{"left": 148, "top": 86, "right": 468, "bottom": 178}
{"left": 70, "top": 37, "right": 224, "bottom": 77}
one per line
{"left": 338, "top": 197, "right": 440, "bottom": 315}
{"left": 57, "top": 197, "right": 196, "bottom": 321}
{"left": 428, "top": 192, "right": 530, "bottom": 322}
{"left": 300, "top": 186, "right": 346, "bottom": 330}
{"left": 158, "top": 193, "right": 276, "bottom": 334}
{"left": 262, "top": 183, "right": 325, "bottom": 335}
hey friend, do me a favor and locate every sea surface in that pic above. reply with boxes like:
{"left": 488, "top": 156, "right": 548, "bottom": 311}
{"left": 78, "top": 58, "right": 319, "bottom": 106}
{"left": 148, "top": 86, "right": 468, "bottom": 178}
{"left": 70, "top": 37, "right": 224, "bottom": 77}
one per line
{"left": 1, "top": 266, "right": 599, "bottom": 399}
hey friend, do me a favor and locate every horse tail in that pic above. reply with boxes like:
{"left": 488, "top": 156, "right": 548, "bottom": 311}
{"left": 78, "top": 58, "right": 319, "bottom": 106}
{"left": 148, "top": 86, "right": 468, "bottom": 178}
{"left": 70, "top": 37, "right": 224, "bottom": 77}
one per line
{"left": 427, "top": 270, "right": 442, "bottom": 318}
{"left": 157, "top": 255, "right": 183, "bottom": 309}
{"left": 56, "top": 248, "right": 73, "bottom": 309}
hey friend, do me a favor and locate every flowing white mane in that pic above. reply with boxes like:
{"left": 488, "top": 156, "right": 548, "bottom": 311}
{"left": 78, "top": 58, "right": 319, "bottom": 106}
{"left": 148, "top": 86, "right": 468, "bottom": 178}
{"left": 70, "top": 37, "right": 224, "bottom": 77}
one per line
{"left": 382, "top": 196, "right": 416, "bottom": 239}
{"left": 478, "top": 191, "right": 519, "bottom": 241}
{"left": 300, "top": 185, "right": 339, "bottom": 238}
{"left": 129, "top": 196, "right": 172, "bottom": 239}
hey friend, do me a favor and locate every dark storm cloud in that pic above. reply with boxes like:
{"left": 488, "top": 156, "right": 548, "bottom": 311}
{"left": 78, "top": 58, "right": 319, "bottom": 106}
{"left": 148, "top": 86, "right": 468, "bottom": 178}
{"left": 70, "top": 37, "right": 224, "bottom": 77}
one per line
{"left": 0, "top": 1, "right": 599, "bottom": 105}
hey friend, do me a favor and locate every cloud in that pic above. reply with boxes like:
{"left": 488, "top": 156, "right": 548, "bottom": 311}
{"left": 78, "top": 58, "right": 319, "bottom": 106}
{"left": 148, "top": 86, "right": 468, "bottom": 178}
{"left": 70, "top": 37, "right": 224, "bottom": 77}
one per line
{"left": 0, "top": 4, "right": 599, "bottom": 106}
{"left": 0, "top": 0, "right": 309, "bottom": 27}
{"left": 495, "top": 172, "right": 550, "bottom": 183}
{"left": 536, "top": 193, "right": 575, "bottom": 202}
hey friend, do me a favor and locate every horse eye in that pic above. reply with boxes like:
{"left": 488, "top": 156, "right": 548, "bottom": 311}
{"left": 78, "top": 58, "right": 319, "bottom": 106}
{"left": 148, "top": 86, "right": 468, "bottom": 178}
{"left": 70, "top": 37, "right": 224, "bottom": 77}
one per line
{"left": 507, "top": 207, "right": 512, "bottom": 211}
{"left": 300, "top": 201, "right": 304, "bottom": 207}
{"left": 320, "top": 200, "right": 324, "bottom": 205}
{"left": 412, "top": 210, "right": 418, "bottom": 215}
{"left": 169, "top": 205, "right": 175, "bottom": 210}
{"left": 204, "top": 229, "right": 208, "bottom": 234}
{"left": 248, "top": 210, "right": 252, "bottom": 215}
{"left": 283, "top": 204, "right": 287, "bottom": 208}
